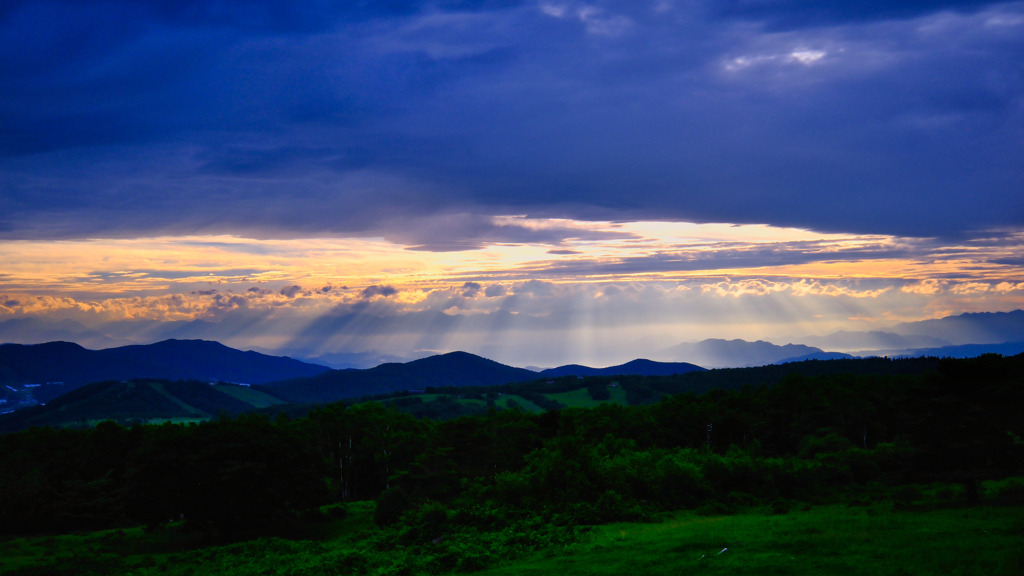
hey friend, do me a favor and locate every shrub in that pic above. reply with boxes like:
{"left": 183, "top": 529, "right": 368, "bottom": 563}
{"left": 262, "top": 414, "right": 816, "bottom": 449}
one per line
{"left": 322, "top": 503, "right": 348, "bottom": 520}
{"left": 799, "top": 433, "right": 855, "bottom": 459}
{"left": 374, "top": 488, "right": 411, "bottom": 527}
{"left": 771, "top": 498, "right": 793, "bottom": 515}
{"left": 695, "top": 501, "right": 733, "bottom": 516}
{"left": 588, "top": 384, "right": 610, "bottom": 401}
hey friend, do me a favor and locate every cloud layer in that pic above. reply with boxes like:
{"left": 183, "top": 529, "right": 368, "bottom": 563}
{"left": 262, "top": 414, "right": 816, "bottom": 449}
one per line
{"left": 1, "top": 0, "right": 1022, "bottom": 244}
{"left": 3, "top": 275, "right": 1024, "bottom": 366}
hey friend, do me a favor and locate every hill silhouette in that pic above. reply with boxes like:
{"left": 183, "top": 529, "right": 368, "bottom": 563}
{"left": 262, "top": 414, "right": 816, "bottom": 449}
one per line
{"left": 260, "top": 351, "right": 539, "bottom": 403}
{"left": 657, "top": 338, "right": 824, "bottom": 368}
{"left": 792, "top": 330, "right": 950, "bottom": 352}
{"left": 774, "top": 351, "right": 856, "bottom": 364}
{"left": 891, "top": 310, "right": 1024, "bottom": 345}
{"left": 539, "top": 359, "right": 705, "bottom": 378}
{"left": 0, "top": 339, "right": 330, "bottom": 403}
{"left": 865, "top": 341, "right": 1024, "bottom": 360}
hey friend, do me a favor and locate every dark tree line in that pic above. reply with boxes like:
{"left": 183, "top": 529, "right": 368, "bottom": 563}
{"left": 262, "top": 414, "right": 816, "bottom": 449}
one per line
{"left": 0, "top": 354, "right": 1021, "bottom": 536}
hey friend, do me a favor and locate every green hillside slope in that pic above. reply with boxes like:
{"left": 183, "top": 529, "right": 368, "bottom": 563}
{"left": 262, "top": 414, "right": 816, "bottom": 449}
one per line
{"left": 0, "top": 379, "right": 266, "bottom": 432}
{"left": 543, "top": 385, "right": 627, "bottom": 408}
{"left": 213, "top": 384, "right": 287, "bottom": 408}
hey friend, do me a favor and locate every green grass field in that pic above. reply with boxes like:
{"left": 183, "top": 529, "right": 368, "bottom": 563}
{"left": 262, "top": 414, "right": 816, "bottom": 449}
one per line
{"left": 213, "top": 384, "right": 287, "bottom": 408}
{"left": 147, "top": 382, "right": 210, "bottom": 416}
{"left": 4, "top": 486, "right": 1019, "bottom": 576}
{"left": 479, "top": 505, "right": 1023, "bottom": 576}
{"left": 0, "top": 501, "right": 380, "bottom": 576}
{"left": 496, "top": 394, "right": 545, "bottom": 412}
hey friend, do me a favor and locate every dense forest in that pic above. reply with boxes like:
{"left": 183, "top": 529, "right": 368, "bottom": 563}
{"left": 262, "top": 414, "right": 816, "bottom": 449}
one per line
{"left": 1, "top": 353, "right": 1021, "bottom": 544}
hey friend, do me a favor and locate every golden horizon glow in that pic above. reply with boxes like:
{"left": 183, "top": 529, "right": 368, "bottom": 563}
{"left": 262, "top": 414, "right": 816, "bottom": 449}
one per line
{"left": 1, "top": 218, "right": 1023, "bottom": 335}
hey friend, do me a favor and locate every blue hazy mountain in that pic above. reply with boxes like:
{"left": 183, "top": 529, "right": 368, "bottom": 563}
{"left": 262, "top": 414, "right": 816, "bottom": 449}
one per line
{"left": 657, "top": 338, "right": 825, "bottom": 368}
{"left": 792, "top": 330, "right": 950, "bottom": 352}
{"left": 261, "top": 353, "right": 713, "bottom": 404}
{"left": 0, "top": 339, "right": 330, "bottom": 397}
{"left": 539, "top": 359, "right": 705, "bottom": 378}
{"left": 856, "top": 341, "right": 1024, "bottom": 360}
{"left": 260, "top": 351, "right": 540, "bottom": 404}
{"left": 774, "top": 351, "right": 857, "bottom": 364}
{"left": 890, "top": 309, "right": 1024, "bottom": 345}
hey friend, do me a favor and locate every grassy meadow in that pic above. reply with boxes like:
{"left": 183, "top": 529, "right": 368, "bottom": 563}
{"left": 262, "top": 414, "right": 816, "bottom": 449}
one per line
{"left": 212, "top": 384, "right": 288, "bottom": 408}
{"left": 544, "top": 385, "right": 628, "bottom": 408}
{"left": 481, "top": 502, "right": 1024, "bottom": 576}
{"left": 1, "top": 485, "right": 1021, "bottom": 576}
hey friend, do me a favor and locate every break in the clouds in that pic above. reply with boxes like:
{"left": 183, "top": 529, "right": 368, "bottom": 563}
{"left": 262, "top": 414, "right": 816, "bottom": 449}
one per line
{"left": 2, "top": 0, "right": 1023, "bottom": 242}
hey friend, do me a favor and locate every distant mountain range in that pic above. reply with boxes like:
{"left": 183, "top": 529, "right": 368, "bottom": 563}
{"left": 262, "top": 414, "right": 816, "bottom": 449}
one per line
{"left": 889, "top": 310, "right": 1024, "bottom": 345}
{"left": 3, "top": 309, "right": 1020, "bottom": 370}
{"left": 789, "top": 330, "right": 951, "bottom": 352}
{"left": 773, "top": 351, "right": 857, "bottom": 363}
{"left": 294, "top": 350, "right": 430, "bottom": 370}
{"left": 656, "top": 339, "right": 825, "bottom": 368}
{"left": 261, "top": 355, "right": 712, "bottom": 404}
{"left": 0, "top": 339, "right": 330, "bottom": 404}
{"left": 260, "top": 352, "right": 541, "bottom": 404}
{"left": 538, "top": 359, "right": 705, "bottom": 378}
{"left": 649, "top": 310, "right": 1023, "bottom": 367}
{"left": 784, "top": 311, "right": 1024, "bottom": 352}
{"left": 849, "top": 341, "right": 1024, "bottom": 360}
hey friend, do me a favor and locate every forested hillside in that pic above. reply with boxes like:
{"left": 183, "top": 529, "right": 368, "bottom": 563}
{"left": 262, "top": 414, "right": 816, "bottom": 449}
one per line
{"left": 0, "top": 380, "right": 284, "bottom": 433}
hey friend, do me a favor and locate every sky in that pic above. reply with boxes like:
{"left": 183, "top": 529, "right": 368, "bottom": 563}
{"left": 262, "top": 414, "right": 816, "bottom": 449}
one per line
{"left": 1, "top": 0, "right": 1023, "bottom": 366}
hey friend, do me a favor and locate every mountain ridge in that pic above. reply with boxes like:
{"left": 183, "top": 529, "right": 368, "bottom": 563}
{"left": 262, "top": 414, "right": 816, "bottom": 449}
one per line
{"left": 657, "top": 338, "right": 824, "bottom": 368}
{"left": 539, "top": 359, "right": 705, "bottom": 378}
{"left": 260, "top": 351, "right": 540, "bottom": 404}
{"left": 789, "top": 330, "right": 950, "bottom": 352}
{"left": 0, "top": 339, "right": 331, "bottom": 405}
{"left": 890, "top": 309, "right": 1024, "bottom": 345}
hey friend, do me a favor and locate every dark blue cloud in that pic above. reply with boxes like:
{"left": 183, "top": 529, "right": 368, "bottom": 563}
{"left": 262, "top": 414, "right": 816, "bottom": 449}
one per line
{"left": 712, "top": 0, "right": 998, "bottom": 29}
{"left": 0, "top": 0, "right": 1021, "bottom": 242}
{"left": 0, "top": 1, "right": 518, "bottom": 34}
